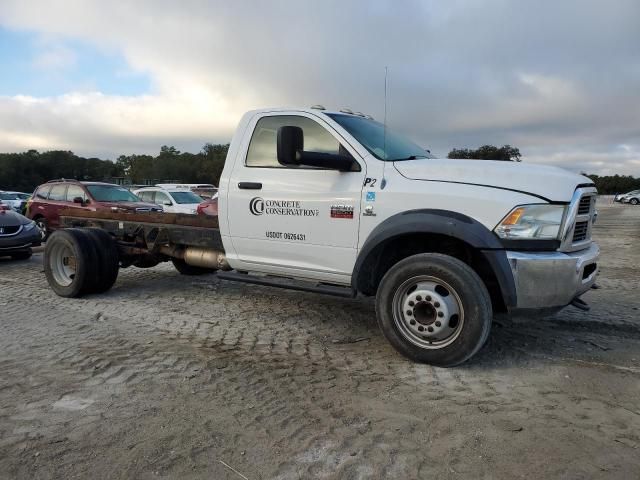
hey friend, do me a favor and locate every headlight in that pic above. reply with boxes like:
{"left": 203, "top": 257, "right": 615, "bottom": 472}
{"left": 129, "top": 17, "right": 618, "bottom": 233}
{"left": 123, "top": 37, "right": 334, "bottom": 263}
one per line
{"left": 23, "top": 221, "right": 37, "bottom": 231}
{"left": 494, "top": 204, "right": 567, "bottom": 240}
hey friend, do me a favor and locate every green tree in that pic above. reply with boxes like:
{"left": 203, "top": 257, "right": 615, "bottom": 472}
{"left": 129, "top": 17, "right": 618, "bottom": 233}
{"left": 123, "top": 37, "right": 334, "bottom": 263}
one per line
{"left": 448, "top": 145, "right": 522, "bottom": 161}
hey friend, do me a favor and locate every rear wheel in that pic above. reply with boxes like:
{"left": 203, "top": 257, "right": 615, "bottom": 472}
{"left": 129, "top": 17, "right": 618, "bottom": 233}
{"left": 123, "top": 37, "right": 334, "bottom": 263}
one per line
{"left": 171, "top": 257, "right": 215, "bottom": 275}
{"left": 83, "top": 228, "right": 120, "bottom": 293}
{"left": 44, "top": 229, "right": 99, "bottom": 297}
{"left": 11, "top": 249, "right": 32, "bottom": 260}
{"left": 630, "top": 198, "right": 639, "bottom": 205}
{"left": 376, "top": 253, "right": 492, "bottom": 367}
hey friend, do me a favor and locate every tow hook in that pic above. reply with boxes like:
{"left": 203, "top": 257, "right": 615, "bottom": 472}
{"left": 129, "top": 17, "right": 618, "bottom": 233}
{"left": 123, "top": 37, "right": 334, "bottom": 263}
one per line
{"left": 571, "top": 297, "right": 590, "bottom": 311}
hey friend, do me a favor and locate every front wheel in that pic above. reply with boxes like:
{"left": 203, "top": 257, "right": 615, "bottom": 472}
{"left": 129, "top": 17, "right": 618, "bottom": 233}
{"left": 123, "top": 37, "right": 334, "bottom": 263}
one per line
{"left": 34, "top": 217, "right": 49, "bottom": 241}
{"left": 376, "top": 253, "right": 492, "bottom": 367}
{"left": 630, "top": 198, "right": 639, "bottom": 205}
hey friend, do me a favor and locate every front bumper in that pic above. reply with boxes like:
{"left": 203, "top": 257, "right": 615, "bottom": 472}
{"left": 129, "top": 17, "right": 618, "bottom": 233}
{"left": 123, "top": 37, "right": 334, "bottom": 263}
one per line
{"left": 0, "top": 228, "right": 41, "bottom": 253}
{"left": 506, "top": 243, "right": 599, "bottom": 309}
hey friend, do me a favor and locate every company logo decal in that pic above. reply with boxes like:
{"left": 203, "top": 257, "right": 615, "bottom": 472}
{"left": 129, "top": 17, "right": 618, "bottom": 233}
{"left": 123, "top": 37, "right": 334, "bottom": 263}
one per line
{"left": 366, "top": 191, "right": 376, "bottom": 202}
{"left": 249, "top": 197, "right": 264, "bottom": 215}
{"left": 330, "top": 205, "right": 354, "bottom": 219}
{"left": 249, "top": 197, "right": 319, "bottom": 217}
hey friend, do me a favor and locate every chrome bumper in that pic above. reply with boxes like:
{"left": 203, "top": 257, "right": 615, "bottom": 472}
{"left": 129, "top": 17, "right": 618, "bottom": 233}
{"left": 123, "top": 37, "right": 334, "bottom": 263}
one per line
{"left": 506, "top": 243, "right": 600, "bottom": 309}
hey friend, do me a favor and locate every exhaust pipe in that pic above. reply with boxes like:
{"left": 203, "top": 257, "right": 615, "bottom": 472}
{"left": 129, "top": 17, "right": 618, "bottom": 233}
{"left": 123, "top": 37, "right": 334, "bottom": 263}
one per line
{"left": 184, "top": 247, "right": 231, "bottom": 270}
{"left": 159, "top": 246, "right": 231, "bottom": 270}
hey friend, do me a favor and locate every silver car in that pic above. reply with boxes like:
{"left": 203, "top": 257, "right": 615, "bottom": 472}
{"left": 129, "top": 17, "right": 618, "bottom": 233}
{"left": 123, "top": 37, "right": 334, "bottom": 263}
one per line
{"left": 0, "top": 191, "right": 25, "bottom": 212}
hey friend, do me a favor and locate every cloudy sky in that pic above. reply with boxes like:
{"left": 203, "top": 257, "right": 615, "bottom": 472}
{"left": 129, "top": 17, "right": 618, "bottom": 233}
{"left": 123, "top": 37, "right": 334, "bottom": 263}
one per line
{"left": 0, "top": 0, "right": 638, "bottom": 175}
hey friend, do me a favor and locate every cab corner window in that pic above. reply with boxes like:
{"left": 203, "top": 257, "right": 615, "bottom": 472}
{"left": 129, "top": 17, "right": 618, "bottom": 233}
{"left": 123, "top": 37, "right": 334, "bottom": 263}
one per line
{"left": 246, "top": 115, "right": 351, "bottom": 168}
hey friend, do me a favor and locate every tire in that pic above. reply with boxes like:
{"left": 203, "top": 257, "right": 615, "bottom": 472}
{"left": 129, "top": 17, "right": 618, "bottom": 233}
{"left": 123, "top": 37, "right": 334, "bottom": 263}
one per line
{"left": 83, "top": 228, "right": 120, "bottom": 293}
{"left": 376, "top": 253, "right": 492, "bottom": 367}
{"left": 11, "top": 249, "right": 32, "bottom": 260}
{"left": 44, "top": 229, "right": 100, "bottom": 297}
{"left": 171, "top": 257, "right": 215, "bottom": 275}
{"left": 34, "top": 216, "right": 49, "bottom": 241}
{"left": 630, "top": 198, "right": 639, "bottom": 205}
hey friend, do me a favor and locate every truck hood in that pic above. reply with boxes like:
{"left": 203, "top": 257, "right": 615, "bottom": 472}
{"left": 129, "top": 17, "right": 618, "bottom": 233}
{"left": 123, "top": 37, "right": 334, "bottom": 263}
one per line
{"left": 393, "top": 159, "right": 592, "bottom": 202}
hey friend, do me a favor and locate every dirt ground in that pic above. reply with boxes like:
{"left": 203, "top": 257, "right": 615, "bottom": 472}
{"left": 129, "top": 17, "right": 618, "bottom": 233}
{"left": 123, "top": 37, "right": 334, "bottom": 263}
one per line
{"left": 0, "top": 205, "right": 639, "bottom": 480}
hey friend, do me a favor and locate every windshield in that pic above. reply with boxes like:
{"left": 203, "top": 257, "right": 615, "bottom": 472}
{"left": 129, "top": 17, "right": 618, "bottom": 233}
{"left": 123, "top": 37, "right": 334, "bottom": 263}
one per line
{"left": 170, "top": 191, "right": 204, "bottom": 204}
{"left": 86, "top": 185, "right": 140, "bottom": 202}
{"left": 327, "top": 114, "right": 435, "bottom": 161}
{"left": 0, "top": 192, "right": 19, "bottom": 200}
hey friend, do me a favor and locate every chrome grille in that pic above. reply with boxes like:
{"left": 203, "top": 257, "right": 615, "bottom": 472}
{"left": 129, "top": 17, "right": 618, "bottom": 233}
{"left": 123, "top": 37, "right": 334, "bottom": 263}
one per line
{"left": 0, "top": 225, "right": 21, "bottom": 236}
{"left": 560, "top": 187, "right": 597, "bottom": 252}
{"left": 572, "top": 221, "right": 589, "bottom": 242}
{"left": 577, "top": 195, "right": 593, "bottom": 215}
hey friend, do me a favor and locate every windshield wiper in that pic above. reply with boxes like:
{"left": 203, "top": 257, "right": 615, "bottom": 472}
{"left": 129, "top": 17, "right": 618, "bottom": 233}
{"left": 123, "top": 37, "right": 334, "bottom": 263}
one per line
{"left": 390, "top": 155, "right": 429, "bottom": 161}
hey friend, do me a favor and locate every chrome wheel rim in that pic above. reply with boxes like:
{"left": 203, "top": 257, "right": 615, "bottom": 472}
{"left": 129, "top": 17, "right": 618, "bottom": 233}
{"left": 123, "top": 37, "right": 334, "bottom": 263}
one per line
{"left": 392, "top": 275, "right": 465, "bottom": 349}
{"left": 49, "top": 242, "right": 77, "bottom": 287}
{"left": 36, "top": 219, "right": 47, "bottom": 240}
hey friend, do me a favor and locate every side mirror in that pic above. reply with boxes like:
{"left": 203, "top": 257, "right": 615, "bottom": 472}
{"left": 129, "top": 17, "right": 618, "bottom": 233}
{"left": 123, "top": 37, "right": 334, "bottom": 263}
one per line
{"left": 277, "top": 126, "right": 303, "bottom": 166}
{"left": 277, "top": 126, "right": 358, "bottom": 172}
{"left": 163, "top": 200, "right": 172, "bottom": 206}
{"left": 73, "top": 197, "right": 85, "bottom": 205}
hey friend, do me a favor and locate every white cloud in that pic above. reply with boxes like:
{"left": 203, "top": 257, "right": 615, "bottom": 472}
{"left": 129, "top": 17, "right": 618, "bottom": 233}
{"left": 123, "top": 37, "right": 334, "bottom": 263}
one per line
{"left": 0, "top": 0, "right": 638, "bottom": 175}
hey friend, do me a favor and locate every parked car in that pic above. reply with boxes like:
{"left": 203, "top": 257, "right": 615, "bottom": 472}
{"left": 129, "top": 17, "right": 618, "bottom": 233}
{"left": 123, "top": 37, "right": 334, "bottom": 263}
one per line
{"left": 133, "top": 187, "right": 204, "bottom": 214}
{"left": 623, "top": 192, "right": 640, "bottom": 205}
{"left": 614, "top": 190, "right": 640, "bottom": 203}
{"left": 0, "top": 207, "right": 41, "bottom": 260}
{"left": 0, "top": 191, "right": 25, "bottom": 212}
{"left": 27, "top": 180, "right": 163, "bottom": 239}
{"left": 156, "top": 183, "right": 218, "bottom": 199}
{"left": 196, "top": 194, "right": 218, "bottom": 216}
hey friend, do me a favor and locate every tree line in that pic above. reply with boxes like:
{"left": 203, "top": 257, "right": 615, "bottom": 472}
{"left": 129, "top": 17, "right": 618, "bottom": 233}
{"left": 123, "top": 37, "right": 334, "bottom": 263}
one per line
{"left": 0, "top": 144, "right": 229, "bottom": 193}
{"left": 0, "top": 143, "right": 637, "bottom": 195}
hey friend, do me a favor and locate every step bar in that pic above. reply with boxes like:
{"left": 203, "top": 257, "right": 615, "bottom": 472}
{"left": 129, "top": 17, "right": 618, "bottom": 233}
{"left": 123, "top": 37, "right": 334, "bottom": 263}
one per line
{"left": 216, "top": 271, "right": 356, "bottom": 298}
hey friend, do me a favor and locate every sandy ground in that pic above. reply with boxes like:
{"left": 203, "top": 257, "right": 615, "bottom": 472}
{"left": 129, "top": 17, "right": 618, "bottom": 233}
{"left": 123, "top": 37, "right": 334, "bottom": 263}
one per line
{"left": 0, "top": 205, "right": 639, "bottom": 479}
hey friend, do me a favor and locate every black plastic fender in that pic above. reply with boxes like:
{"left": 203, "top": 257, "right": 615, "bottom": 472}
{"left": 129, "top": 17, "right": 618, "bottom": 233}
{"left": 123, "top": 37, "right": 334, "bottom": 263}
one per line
{"left": 352, "top": 209, "right": 517, "bottom": 307}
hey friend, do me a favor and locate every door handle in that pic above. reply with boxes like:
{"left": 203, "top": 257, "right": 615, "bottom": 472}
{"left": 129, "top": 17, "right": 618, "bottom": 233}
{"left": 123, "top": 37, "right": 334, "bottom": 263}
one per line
{"left": 238, "top": 182, "right": 262, "bottom": 190}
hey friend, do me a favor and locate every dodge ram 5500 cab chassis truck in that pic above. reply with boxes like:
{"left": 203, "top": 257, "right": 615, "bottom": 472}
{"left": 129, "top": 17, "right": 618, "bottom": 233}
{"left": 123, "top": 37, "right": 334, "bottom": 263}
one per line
{"left": 43, "top": 107, "right": 599, "bottom": 366}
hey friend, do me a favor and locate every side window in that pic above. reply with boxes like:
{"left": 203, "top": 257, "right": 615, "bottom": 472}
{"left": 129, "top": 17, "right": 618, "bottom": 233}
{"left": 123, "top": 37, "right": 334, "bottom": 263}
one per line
{"left": 155, "top": 192, "right": 170, "bottom": 204}
{"left": 66, "top": 185, "right": 87, "bottom": 202}
{"left": 246, "top": 115, "right": 346, "bottom": 168}
{"left": 138, "top": 191, "right": 154, "bottom": 202}
{"left": 48, "top": 184, "right": 67, "bottom": 201}
{"left": 35, "top": 185, "right": 51, "bottom": 199}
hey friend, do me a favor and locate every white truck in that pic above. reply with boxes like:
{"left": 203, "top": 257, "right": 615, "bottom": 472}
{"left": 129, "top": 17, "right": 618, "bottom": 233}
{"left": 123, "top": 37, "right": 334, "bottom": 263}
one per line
{"left": 43, "top": 107, "right": 599, "bottom": 366}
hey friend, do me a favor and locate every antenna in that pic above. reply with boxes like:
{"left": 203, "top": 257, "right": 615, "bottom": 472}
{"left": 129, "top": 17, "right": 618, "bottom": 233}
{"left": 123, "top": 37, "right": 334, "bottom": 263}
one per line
{"left": 380, "top": 66, "right": 388, "bottom": 190}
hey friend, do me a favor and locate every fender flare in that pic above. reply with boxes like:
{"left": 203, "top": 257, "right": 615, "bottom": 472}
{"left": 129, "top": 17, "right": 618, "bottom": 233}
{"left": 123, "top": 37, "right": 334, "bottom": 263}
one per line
{"left": 352, "top": 209, "right": 517, "bottom": 307}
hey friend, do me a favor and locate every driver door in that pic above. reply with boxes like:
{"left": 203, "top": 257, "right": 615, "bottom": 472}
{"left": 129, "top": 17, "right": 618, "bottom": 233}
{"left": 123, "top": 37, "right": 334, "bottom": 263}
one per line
{"left": 226, "top": 113, "right": 366, "bottom": 284}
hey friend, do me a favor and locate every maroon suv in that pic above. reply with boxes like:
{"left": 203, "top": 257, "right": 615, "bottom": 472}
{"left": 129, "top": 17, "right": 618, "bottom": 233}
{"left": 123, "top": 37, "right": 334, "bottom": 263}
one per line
{"left": 27, "top": 180, "right": 162, "bottom": 239}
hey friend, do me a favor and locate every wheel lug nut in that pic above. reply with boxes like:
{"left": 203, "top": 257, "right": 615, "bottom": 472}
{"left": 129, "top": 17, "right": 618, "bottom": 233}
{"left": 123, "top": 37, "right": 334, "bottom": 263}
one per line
{"left": 427, "top": 326, "right": 434, "bottom": 332}
{"left": 434, "top": 302, "right": 440, "bottom": 308}
{"left": 418, "top": 326, "right": 424, "bottom": 332}
{"left": 406, "top": 310, "right": 413, "bottom": 316}
{"left": 426, "top": 295, "right": 432, "bottom": 301}
{"left": 435, "top": 321, "right": 441, "bottom": 327}
{"left": 408, "top": 301, "right": 415, "bottom": 307}
{"left": 437, "top": 311, "right": 444, "bottom": 318}
{"left": 416, "top": 295, "right": 422, "bottom": 301}
{"left": 410, "top": 320, "right": 416, "bottom": 325}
